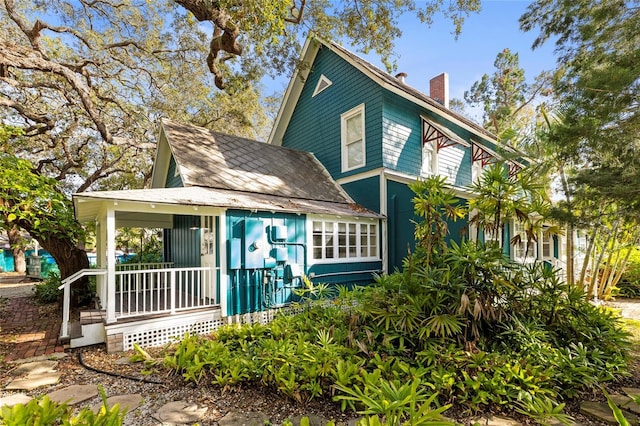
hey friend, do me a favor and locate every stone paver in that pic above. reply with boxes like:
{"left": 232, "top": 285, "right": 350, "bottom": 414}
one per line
{"left": 154, "top": 400, "right": 207, "bottom": 425}
{"left": 46, "top": 384, "right": 99, "bottom": 405}
{"left": 0, "top": 393, "right": 33, "bottom": 407}
{"left": 218, "top": 410, "right": 270, "bottom": 426}
{"left": 91, "top": 393, "right": 144, "bottom": 414}
{"left": 289, "top": 414, "right": 331, "bottom": 426}
{"left": 5, "top": 372, "right": 61, "bottom": 390}
{"left": 610, "top": 393, "right": 640, "bottom": 415}
{"left": 472, "top": 415, "right": 522, "bottom": 426}
{"left": 10, "top": 360, "right": 58, "bottom": 376}
{"left": 580, "top": 401, "right": 640, "bottom": 425}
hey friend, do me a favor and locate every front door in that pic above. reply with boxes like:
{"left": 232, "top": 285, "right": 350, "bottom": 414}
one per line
{"left": 200, "top": 215, "right": 217, "bottom": 303}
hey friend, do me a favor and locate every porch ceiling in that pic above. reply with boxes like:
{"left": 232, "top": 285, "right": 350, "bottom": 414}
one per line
{"left": 73, "top": 186, "right": 383, "bottom": 223}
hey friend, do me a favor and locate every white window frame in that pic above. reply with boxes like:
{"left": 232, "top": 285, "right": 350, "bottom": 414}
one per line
{"left": 312, "top": 74, "right": 332, "bottom": 97}
{"left": 309, "top": 217, "right": 379, "bottom": 264}
{"left": 512, "top": 221, "right": 537, "bottom": 262}
{"left": 341, "top": 104, "right": 366, "bottom": 172}
{"left": 421, "top": 138, "right": 438, "bottom": 176}
{"left": 484, "top": 226, "right": 500, "bottom": 247}
{"left": 471, "top": 160, "right": 483, "bottom": 183}
{"left": 540, "top": 229, "right": 553, "bottom": 260}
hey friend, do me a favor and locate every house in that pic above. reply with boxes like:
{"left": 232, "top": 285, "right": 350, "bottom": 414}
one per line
{"left": 62, "top": 119, "right": 382, "bottom": 352}
{"left": 268, "top": 36, "right": 563, "bottom": 272}
{"left": 60, "top": 36, "right": 569, "bottom": 353}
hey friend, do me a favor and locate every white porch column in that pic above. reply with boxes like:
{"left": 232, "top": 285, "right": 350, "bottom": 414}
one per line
{"left": 106, "top": 208, "right": 117, "bottom": 323}
{"left": 96, "top": 220, "right": 107, "bottom": 304}
{"left": 219, "top": 210, "right": 227, "bottom": 316}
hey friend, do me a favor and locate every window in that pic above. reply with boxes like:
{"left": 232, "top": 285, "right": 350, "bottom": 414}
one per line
{"left": 484, "top": 226, "right": 500, "bottom": 247}
{"left": 311, "top": 218, "right": 378, "bottom": 262}
{"left": 341, "top": 105, "right": 366, "bottom": 171}
{"left": 312, "top": 74, "right": 332, "bottom": 97}
{"left": 541, "top": 230, "right": 552, "bottom": 259}
{"left": 472, "top": 160, "right": 483, "bottom": 183}
{"left": 513, "top": 221, "right": 536, "bottom": 261}
{"left": 421, "top": 139, "right": 437, "bottom": 175}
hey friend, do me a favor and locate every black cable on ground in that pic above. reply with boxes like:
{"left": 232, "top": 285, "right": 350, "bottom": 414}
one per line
{"left": 77, "top": 350, "right": 165, "bottom": 385}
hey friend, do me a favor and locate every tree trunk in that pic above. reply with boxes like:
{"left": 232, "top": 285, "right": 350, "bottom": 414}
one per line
{"left": 37, "top": 235, "right": 90, "bottom": 307}
{"left": 579, "top": 227, "right": 597, "bottom": 292}
{"left": 7, "top": 225, "right": 25, "bottom": 273}
{"left": 566, "top": 222, "right": 574, "bottom": 286}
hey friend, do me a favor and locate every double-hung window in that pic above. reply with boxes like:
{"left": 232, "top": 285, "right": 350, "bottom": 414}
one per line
{"left": 341, "top": 104, "right": 366, "bottom": 172}
{"left": 312, "top": 218, "right": 378, "bottom": 263}
{"left": 513, "top": 221, "right": 536, "bottom": 261}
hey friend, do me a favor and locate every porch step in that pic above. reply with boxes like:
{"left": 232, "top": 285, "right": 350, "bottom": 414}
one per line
{"left": 80, "top": 310, "right": 106, "bottom": 325}
{"left": 69, "top": 322, "right": 106, "bottom": 348}
{"left": 69, "top": 321, "right": 83, "bottom": 340}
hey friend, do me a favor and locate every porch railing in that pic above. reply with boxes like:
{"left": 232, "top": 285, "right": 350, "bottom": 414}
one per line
{"left": 114, "top": 266, "right": 218, "bottom": 319}
{"left": 115, "top": 262, "right": 174, "bottom": 272}
{"left": 59, "top": 265, "right": 219, "bottom": 339}
{"left": 58, "top": 268, "right": 107, "bottom": 339}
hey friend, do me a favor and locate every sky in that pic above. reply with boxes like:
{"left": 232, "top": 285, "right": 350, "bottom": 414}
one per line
{"left": 264, "top": 0, "right": 559, "bottom": 120}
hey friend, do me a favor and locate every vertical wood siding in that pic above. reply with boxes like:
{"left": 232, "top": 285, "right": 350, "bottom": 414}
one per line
{"left": 170, "top": 215, "right": 201, "bottom": 267}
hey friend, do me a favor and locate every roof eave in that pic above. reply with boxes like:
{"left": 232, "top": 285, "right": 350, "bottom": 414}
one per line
{"left": 267, "top": 37, "right": 320, "bottom": 146}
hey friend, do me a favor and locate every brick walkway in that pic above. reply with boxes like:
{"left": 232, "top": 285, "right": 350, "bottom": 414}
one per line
{"left": 0, "top": 286, "right": 65, "bottom": 361}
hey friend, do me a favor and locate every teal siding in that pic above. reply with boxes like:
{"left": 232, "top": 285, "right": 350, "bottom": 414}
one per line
{"left": 282, "top": 47, "right": 384, "bottom": 179}
{"left": 381, "top": 94, "right": 474, "bottom": 186}
{"left": 386, "top": 180, "right": 418, "bottom": 271}
{"left": 307, "top": 261, "right": 381, "bottom": 287}
{"left": 382, "top": 95, "right": 422, "bottom": 176}
{"left": 165, "top": 156, "right": 183, "bottom": 188}
{"left": 341, "top": 176, "right": 381, "bottom": 212}
{"left": 446, "top": 200, "right": 470, "bottom": 244}
{"left": 225, "top": 210, "right": 306, "bottom": 316}
{"left": 170, "top": 215, "right": 201, "bottom": 267}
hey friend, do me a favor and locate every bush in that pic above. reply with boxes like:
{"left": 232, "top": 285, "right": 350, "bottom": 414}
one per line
{"left": 615, "top": 248, "right": 640, "bottom": 298}
{"left": 0, "top": 388, "right": 126, "bottom": 425}
{"left": 32, "top": 271, "right": 62, "bottom": 304}
{"left": 160, "top": 176, "right": 632, "bottom": 423}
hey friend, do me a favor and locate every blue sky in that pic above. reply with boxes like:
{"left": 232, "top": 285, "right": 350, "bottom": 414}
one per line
{"left": 264, "top": 0, "right": 558, "bottom": 118}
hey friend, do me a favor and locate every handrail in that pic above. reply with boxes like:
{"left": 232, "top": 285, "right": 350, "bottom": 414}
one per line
{"left": 58, "top": 268, "right": 107, "bottom": 339}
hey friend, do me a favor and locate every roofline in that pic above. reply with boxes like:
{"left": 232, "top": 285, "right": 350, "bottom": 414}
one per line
{"left": 267, "top": 35, "right": 500, "bottom": 147}
{"left": 267, "top": 36, "right": 319, "bottom": 146}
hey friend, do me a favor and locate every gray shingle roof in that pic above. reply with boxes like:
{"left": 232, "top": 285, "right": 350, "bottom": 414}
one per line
{"left": 161, "top": 119, "right": 353, "bottom": 204}
{"left": 75, "top": 186, "right": 382, "bottom": 219}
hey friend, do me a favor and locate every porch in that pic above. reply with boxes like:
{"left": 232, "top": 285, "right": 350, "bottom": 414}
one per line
{"left": 59, "top": 262, "right": 221, "bottom": 350}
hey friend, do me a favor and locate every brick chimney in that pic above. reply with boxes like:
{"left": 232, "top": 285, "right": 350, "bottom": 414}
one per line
{"left": 429, "top": 72, "right": 449, "bottom": 108}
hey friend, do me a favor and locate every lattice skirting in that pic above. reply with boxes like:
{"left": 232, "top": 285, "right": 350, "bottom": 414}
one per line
{"left": 105, "top": 304, "right": 325, "bottom": 352}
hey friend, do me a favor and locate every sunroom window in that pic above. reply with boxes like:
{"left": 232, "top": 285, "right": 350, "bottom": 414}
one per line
{"left": 312, "top": 218, "right": 378, "bottom": 262}
{"left": 341, "top": 104, "right": 365, "bottom": 171}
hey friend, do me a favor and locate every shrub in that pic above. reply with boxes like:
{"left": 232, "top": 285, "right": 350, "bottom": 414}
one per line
{"left": 0, "top": 388, "right": 126, "bottom": 425}
{"left": 615, "top": 248, "right": 640, "bottom": 298}
{"left": 32, "top": 271, "right": 62, "bottom": 304}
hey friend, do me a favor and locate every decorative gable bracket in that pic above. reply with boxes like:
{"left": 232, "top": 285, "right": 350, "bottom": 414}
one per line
{"left": 508, "top": 161, "right": 523, "bottom": 178}
{"left": 422, "top": 117, "right": 470, "bottom": 152}
{"left": 472, "top": 142, "right": 497, "bottom": 167}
